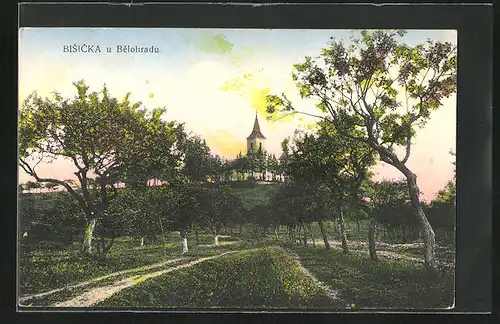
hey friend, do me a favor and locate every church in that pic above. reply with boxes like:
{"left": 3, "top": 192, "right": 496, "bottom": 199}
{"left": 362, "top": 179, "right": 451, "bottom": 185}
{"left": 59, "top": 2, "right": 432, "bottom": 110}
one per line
{"left": 246, "top": 113, "right": 266, "bottom": 154}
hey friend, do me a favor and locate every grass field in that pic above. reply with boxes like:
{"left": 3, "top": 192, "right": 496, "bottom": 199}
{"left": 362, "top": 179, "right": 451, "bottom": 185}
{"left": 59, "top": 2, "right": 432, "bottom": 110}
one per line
{"left": 20, "top": 223, "right": 454, "bottom": 309}
{"left": 19, "top": 233, "right": 238, "bottom": 296}
{"left": 97, "top": 246, "right": 340, "bottom": 309}
{"left": 287, "top": 243, "right": 454, "bottom": 309}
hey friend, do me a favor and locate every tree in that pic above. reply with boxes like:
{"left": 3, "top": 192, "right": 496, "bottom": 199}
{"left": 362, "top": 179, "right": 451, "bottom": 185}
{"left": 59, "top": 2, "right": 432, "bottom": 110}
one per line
{"left": 281, "top": 122, "right": 376, "bottom": 253}
{"left": 426, "top": 153, "right": 456, "bottom": 244}
{"left": 120, "top": 108, "right": 185, "bottom": 188}
{"left": 266, "top": 153, "right": 280, "bottom": 181}
{"left": 247, "top": 149, "right": 267, "bottom": 180}
{"left": 196, "top": 184, "right": 242, "bottom": 245}
{"left": 19, "top": 191, "right": 84, "bottom": 249}
{"left": 170, "top": 182, "right": 201, "bottom": 254}
{"left": 368, "top": 179, "right": 419, "bottom": 243}
{"left": 31, "top": 182, "right": 42, "bottom": 194}
{"left": 232, "top": 153, "right": 249, "bottom": 181}
{"left": 44, "top": 182, "right": 59, "bottom": 192}
{"left": 180, "top": 136, "right": 215, "bottom": 183}
{"left": 18, "top": 81, "right": 180, "bottom": 256}
{"left": 266, "top": 30, "right": 456, "bottom": 269}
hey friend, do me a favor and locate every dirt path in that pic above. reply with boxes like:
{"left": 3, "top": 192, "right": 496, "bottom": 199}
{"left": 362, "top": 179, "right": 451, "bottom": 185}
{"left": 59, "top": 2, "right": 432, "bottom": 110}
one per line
{"left": 307, "top": 239, "right": 454, "bottom": 269}
{"left": 280, "top": 247, "right": 339, "bottom": 301}
{"left": 19, "top": 257, "right": 191, "bottom": 305}
{"left": 52, "top": 250, "right": 239, "bottom": 307}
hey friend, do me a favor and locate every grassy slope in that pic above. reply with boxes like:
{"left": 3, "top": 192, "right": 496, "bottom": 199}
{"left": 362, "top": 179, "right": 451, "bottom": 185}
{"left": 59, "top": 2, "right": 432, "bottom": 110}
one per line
{"left": 97, "top": 247, "right": 340, "bottom": 309}
{"left": 288, "top": 244, "right": 454, "bottom": 309}
{"left": 20, "top": 234, "right": 235, "bottom": 296}
{"left": 231, "top": 181, "right": 281, "bottom": 211}
{"left": 20, "top": 182, "right": 454, "bottom": 308}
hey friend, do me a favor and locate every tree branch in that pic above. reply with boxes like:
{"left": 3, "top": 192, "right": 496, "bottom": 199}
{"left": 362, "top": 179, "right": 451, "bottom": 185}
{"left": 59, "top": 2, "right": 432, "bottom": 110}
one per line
{"left": 401, "top": 136, "right": 411, "bottom": 164}
{"left": 19, "top": 157, "right": 90, "bottom": 214}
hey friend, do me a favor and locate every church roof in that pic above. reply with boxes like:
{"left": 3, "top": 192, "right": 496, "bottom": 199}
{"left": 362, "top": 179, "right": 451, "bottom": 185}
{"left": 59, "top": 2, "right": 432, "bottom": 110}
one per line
{"left": 247, "top": 114, "right": 266, "bottom": 140}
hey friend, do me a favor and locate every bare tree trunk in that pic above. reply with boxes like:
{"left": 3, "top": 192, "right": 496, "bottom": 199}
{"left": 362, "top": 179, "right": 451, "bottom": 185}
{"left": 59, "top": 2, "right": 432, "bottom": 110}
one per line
{"left": 82, "top": 218, "right": 96, "bottom": 255}
{"left": 368, "top": 217, "right": 378, "bottom": 263}
{"left": 274, "top": 226, "right": 279, "bottom": 240}
{"left": 302, "top": 225, "right": 307, "bottom": 246}
{"left": 308, "top": 224, "right": 316, "bottom": 247}
{"left": 98, "top": 236, "right": 115, "bottom": 261}
{"left": 158, "top": 216, "right": 167, "bottom": 256}
{"left": 180, "top": 229, "right": 188, "bottom": 254}
{"left": 386, "top": 160, "right": 437, "bottom": 269}
{"left": 140, "top": 237, "right": 144, "bottom": 247}
{"left": 338, "top": 210, "right": 349, "bottom": 253}
{"left": 405, "top": 172, "right": 436, "bottom": 269}
{"left": 214, "top": 229, "right": 219, "bottom": 246}
{"left": 317, "top": 220, "right": 330, "bottom": 250}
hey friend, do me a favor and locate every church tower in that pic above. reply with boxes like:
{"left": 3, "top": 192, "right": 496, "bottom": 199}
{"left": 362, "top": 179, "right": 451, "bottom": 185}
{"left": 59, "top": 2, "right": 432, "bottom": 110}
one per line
{"left": 247, "top": 113, "right": 266, "bottom": 153}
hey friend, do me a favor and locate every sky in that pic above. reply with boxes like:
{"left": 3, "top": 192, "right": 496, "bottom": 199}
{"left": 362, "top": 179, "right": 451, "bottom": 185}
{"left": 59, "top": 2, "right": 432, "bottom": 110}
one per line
{"left": 18, "top": 28, "right": 457, "bottom": 201}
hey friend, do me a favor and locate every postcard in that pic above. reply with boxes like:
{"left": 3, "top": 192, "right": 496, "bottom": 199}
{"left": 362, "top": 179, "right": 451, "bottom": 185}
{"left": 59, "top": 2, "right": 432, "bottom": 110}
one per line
{"left": 18, "top": 27, "right": 457, "bottom": 310}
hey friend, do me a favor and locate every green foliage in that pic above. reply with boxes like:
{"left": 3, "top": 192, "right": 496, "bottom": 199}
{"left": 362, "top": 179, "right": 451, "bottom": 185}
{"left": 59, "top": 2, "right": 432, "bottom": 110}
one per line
{"left": 266, "top": 29, "right": 457, "bottom": 174}
{"left": 19, "top": 191, "right": 84, "bottom": 247}
{"left": 426, "top": 179, "right": 456, "bottom": 245}
{"left": 366, "top": 179, "right": 420, "bottom": 243}
{"left": 179, "top": 136, "right": 215, "bottom": 182}
{"left": 268, "top": 121, "right": 376, "bottom": 231}
{"left": 19, "top": 81, "right": 186, "bottom": 258}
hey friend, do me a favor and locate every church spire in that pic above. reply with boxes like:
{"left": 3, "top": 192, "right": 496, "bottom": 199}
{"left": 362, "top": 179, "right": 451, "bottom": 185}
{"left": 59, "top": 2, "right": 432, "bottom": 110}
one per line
{"left": 247, "top": 113, "right": 266, "bottom": 140}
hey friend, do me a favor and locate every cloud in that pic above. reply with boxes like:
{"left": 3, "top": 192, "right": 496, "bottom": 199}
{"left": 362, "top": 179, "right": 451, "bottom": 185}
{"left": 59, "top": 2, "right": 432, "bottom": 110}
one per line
{"left": 183, "top": 32, "right": 234, "bottom": 56}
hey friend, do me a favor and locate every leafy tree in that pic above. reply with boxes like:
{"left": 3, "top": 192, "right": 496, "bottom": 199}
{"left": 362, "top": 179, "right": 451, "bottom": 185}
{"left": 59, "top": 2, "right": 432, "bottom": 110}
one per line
{"left": 266, "top": 153, "right": 280, "bottom": 181}
{"left": 180, "top": 136, "right": 215, "bottom": 183}
{"left": 435, "top": 180, "right": 456, "bottom": 205}
{"left": 232, "top": 153, "right": 249, "bottom": 181}
{"left": 44, "top": 182, "right": 59, "bottom": 192}
{"left": 195, "top": 184, "right": 242, "bottom": 244}
{"left": 18, "top": 81, "right": 180, "bottom": 256}
{"left": 426, "top": 153, "right": 456, "bottom": 244}
{"left": 278, "top": 138, "right": 292, "bottom": 182}
{"left": 266, "top": 30, "right": 456, "bottom": 268}
{"left": 92, "top": 188, "right": 149, "bottom": 260}
{"left": 121, "top": 108, "right": 185, "bottom": 188}
{"left": 31, "top": 182, "right": 42, "bottom": 194}
{"left": 281, "top": 122, "right": 376, "bottom": 253}
{"left": 24, "top": 181, "right": 37, "bottom": 194}
{"left": 19, "top": 191, "right": 84, "bottom": 249}
{"left": 247, "top": 149, "right": 267, "bottom": 180}
{"left": 368, "top": 179, "right": 420, "bottom": 243}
